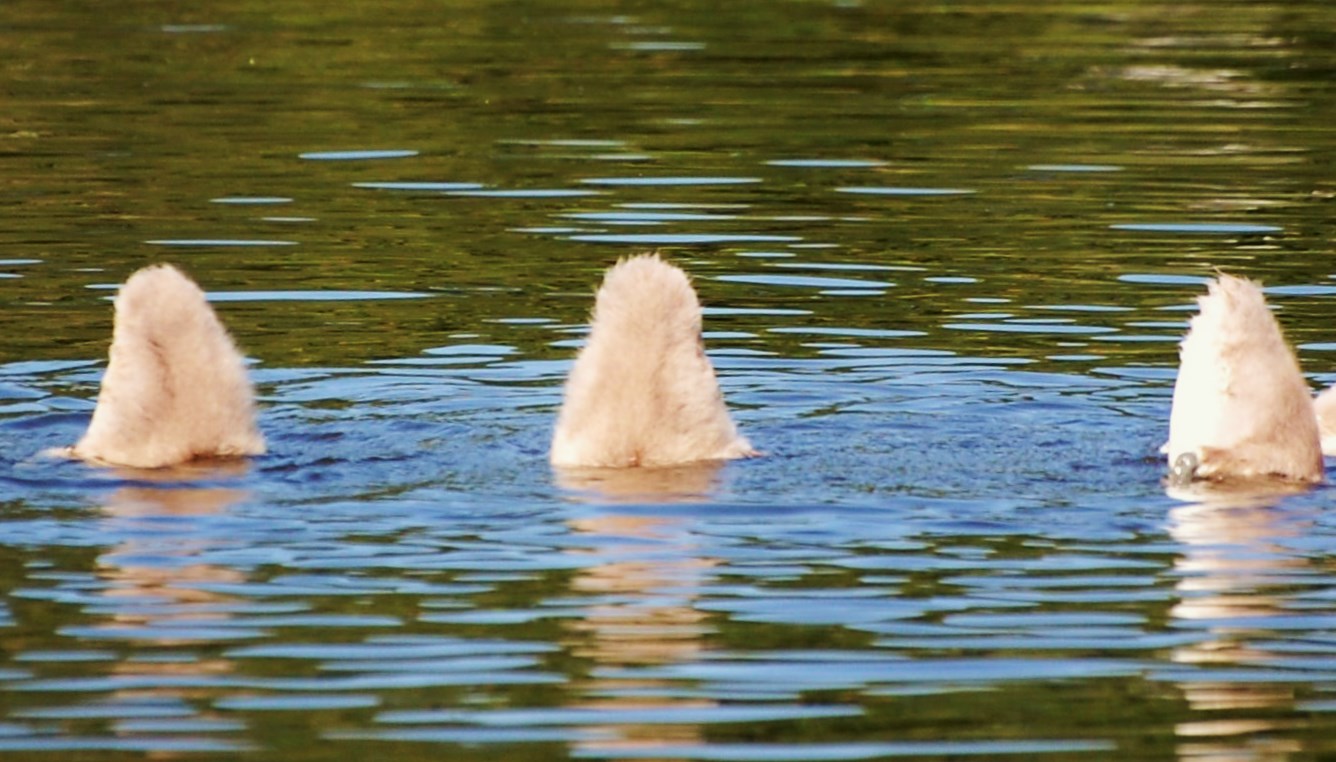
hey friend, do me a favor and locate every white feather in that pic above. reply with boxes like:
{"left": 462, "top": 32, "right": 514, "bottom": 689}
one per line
{"left": 1166, "top": 274, "right": 1321, "bottom": 483}
{"left": 551, "top": 254, "right": 754, "bottom": 468}
{"left": 69, "top": 264, "right": 265, "bottom": 468}
{"left": 1315, "top": 385, "right": 1336, "bottom": 456}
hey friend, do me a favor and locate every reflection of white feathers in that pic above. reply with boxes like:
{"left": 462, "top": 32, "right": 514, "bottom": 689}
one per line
{"left": 70, "top": 264, "right": 265, "bottom": 469}
{"left": 551, "top": 254, "right": 754, "bottom": 468}
{"left": 1166, "top": 274, "right": 1321, "bottom": 483}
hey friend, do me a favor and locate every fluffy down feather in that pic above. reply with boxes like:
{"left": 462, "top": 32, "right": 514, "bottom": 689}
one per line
{"left": 70, "top": 264, "right": 265, "bottom": 468}
{"left": 1166, "top": 274, "right": 1321, "bottom": 483}
{"left": 551, "top": 254, "right": 754, "bottom": 468}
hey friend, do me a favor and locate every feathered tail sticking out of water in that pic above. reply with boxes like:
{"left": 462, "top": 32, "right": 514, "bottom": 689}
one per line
{"left": 1314, "top": 384, "right": 1336, "bottom": 456}
{"left": 551, "top": 253, "right": 755, "bottom": 468}
{"left": 1166, "top": 274, "right": 1321, "bottom": 484}
{"left": 68, "top": 264, "right": 265, "bottom": 469}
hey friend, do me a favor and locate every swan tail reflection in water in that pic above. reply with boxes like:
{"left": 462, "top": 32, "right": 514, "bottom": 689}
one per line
{"left": 1165, "top": 274, "right": 1322, "bottom": 485}
{"left": 63, "top": 264, "right": 265, "bottom": 469}
{"left": 1168, "top": 494, "right": 1314, "bottom": 755}
{"left": 551, "top": 253, "right": 755, "bottom": 469}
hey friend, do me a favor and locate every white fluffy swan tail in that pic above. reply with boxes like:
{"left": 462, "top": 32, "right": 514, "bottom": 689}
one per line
{"left": 1166, "top": 274, "right": 1321, "bottom": 483}
{"left": 551, "top": 254, "right": 754, "bottom": 468}
{"left": 69, "top": 264, "right": 265, "bottom": 469}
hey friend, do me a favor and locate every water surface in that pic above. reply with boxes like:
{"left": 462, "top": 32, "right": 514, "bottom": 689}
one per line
{"left": 3, "top": 1, "right": 1336, "bottom": 760}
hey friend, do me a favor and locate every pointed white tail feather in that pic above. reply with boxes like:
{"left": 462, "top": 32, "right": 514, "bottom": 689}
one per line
{"left": 1166, "top": 274, "right": 1321, "bottom": 483}
{"left": 551, "top": 254, "right": 754, "bottom": 468}
{"left": 70, "top": 264, "right": 265, "bottom": 468}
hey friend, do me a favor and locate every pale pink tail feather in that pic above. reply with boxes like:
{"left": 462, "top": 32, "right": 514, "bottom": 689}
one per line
{"left": 551, "top": 254, "right": 754, "bottom": 468}
{"left": 65, "top": 264, "right": 265, "bottom": 469}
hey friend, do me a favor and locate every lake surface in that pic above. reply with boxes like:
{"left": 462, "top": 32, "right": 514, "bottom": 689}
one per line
{"left": 4, "top": 1, "right": 1336, "bottom": 759}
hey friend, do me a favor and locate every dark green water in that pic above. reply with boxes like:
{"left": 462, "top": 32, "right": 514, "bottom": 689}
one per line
{"left": 3, "top": 1, "right": 1336, "bottom": 760}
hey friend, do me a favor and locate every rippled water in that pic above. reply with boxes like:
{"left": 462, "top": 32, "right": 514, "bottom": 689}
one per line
{"left": 4, "top": 1, "right": 1336, "bottom": 760}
